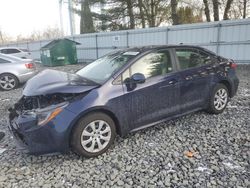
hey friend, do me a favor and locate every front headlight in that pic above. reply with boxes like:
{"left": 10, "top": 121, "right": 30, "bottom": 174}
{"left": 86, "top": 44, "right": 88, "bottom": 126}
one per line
{"left": 36, "top": 102, "right": 68, "bottom": 126}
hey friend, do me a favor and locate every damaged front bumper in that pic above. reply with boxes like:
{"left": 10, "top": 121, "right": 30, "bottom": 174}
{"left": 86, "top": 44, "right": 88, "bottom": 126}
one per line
{"left": 8, "top": 104, "right": 77, "bottom": 155}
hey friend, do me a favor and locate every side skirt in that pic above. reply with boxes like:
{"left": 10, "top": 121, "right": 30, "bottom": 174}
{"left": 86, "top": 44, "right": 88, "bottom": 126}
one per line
{"left": 130, "top": 107, "right": 204, "bottom": 133}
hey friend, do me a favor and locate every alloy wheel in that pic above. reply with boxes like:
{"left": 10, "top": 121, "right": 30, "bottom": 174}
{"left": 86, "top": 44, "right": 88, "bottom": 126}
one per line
{"left": 81, "top": 120, "right": 111, "bottom": 153}
{"left": 214, "top": 88, "right": 228, "bottom": 111}
{"left": 0, "top": 75, "right": 16, "bottom": 90}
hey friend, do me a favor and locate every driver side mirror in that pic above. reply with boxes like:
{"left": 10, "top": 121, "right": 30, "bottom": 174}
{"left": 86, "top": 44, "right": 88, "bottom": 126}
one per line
{"left": 131, "top": 73, "right": 146, "bottom": 84}
{"left": 124, "top": 73, "right": 146, "bottom": 91}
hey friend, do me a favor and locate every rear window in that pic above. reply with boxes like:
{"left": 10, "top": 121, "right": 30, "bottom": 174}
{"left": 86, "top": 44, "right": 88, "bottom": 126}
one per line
{"left": 20, "top": 49, "right": 29, "bottom": 52}
{"left": 0, "top": 54, "right": 22, "bottom": 62}
{"left": 0, "top": 58, "right": 11, "bottom": 63}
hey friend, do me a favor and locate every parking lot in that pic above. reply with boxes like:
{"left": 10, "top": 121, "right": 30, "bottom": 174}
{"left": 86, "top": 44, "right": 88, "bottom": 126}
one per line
{"left": 0, "top": 64, "right": 249, "bottom": 188}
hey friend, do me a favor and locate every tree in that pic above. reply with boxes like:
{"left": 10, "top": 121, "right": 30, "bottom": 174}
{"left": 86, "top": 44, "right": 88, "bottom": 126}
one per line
{"left": 80, "top": 0, "right": 95, "bottom": 34}
{"left": 203, "top": 0, "right": 211, "bottom": 21}
{"left": 178, "top": 6, "right": 203, "bottom": 24}
{"left": 243, "top": 0, "right": 247, "bottom": 18}
{"left": 171, "top": 0, "right": 179, "bottom": 25}
{"left": 139, "top": 0, "right": 171, "bottom": 27}
{"left": 212, "top": 0, "right": 220, "bottom": 21}
{"left": 126, "top": 0, "right": 135, "bottom": 29}
{"left": 223, "top": 0, "right": 234, "bottom": 20}
{"left": 138, "top": 0, "right": 146, "bottom": 28}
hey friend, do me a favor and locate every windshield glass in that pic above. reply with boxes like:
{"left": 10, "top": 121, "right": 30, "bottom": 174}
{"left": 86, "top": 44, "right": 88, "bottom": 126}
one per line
{"left": 76, "top": 51, "right": 140, "bottom": 84}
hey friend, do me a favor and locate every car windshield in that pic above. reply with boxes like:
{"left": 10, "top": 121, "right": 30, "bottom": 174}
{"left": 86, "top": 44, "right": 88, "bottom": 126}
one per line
{"left": 76, "top": 51, "right": 140, "bottom": 84}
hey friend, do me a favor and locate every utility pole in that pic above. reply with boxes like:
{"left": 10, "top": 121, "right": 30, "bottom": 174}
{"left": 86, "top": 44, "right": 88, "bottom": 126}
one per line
{"left": 68, "top": 0, "right": 75, "bottom": 36}
{"left": 59, "top": 0, "right": 64, "bottom": 35}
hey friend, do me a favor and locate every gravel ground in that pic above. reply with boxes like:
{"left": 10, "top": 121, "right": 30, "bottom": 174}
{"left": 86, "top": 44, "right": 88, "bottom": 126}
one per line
{"left": 0, "top": 64, "right": 249, "bottom": 188}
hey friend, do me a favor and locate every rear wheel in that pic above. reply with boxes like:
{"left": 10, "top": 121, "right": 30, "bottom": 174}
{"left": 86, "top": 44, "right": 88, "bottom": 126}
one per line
{"left": 207, "top": 83, "right": 229, "bottom": 114}
{"left": 0, "top": 73, "right": 19, "bottom": 91}
{"left": 71, "top": 112, "right": 116, "bottom": 158}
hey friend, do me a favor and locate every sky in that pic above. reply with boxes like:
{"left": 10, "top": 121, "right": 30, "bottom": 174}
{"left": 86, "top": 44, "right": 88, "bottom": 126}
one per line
{"left": 0, "top": 0, "right": 77, "bottom": 38}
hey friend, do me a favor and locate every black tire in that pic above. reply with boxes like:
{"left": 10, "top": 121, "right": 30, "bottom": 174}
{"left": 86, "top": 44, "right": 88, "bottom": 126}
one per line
{"left": 71, "top": 112, "right": 116, "bottom": 158}
{"left": 207, "top": 83, "right": 229, "bottom": 114}
{"left": 0, "top": 73, "right": 19, "bottom": 91}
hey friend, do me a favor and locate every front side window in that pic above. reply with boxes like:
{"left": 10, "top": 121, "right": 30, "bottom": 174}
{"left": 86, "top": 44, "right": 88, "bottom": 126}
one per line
{"left": 128, "top": 50, "right": 173, "bottom": 80}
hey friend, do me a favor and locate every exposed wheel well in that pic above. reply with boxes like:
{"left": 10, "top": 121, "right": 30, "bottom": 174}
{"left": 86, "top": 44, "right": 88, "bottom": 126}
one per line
{"left": 218, "top": 80, "right": 232, "bottom": 97}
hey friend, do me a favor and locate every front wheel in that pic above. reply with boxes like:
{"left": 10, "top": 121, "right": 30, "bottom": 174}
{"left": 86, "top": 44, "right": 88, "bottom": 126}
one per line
{"left": 207, "top": 83, "right": 229, "bottom": 114}
{"left": 71, "top": 112, "right": 116, "bottom": 158}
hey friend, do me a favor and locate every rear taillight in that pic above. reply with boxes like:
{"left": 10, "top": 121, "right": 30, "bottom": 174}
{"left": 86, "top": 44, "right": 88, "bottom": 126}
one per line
{"left": 25, "top": 63, "right": 35, "bottom": 69}
{"left": 230, "top": 62, "right": 237, "bottom": 69}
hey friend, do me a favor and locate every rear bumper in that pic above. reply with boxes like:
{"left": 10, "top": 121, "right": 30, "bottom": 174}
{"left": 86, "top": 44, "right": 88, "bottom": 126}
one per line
{"left": 18, "top": 70, "right": 38, "bottom": 83}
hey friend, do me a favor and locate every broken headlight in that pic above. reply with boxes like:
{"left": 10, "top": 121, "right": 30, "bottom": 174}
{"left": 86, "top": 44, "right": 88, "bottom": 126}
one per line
{"left": 36, "top": 102, "right": 69, "bottom": 126}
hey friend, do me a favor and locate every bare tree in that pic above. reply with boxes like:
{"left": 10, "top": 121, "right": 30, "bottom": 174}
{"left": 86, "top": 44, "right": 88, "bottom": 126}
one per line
{"left": 126, "top": 0, "right": 135, "bottom": 29}
{"left": 171, "top": 0, "right": 179, "bottom": 25}
{"left": 243, "top": 0, "right": 247, "bottom": 18}
{"left": 212, "top": 0, "right": 220, "bottom": 21}
{"left": 80, "top": 0, "right": 95, "bottom": 34}
{"left": 223, "top": 0, "right": 234, "bottom": 20}
{"left": 203, "top": 0, "right": 211, "bottom": 21}
{"left": 138, "top": 0, "right": 146, "bottom": 28}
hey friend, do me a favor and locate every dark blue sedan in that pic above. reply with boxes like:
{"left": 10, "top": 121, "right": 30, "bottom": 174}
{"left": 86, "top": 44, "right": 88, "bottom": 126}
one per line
{"left": 9, "top": 45, "right": 239, "bottom": 157}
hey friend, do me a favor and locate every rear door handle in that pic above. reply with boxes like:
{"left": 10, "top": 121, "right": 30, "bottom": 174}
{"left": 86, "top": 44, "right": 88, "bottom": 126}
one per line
{"left": 168, "top": 80, "right": 178, "bottom": 85}
{"left": 185, "top": 76, "right": 193, "bottom": 80}
{"left": 206, "top": 66, "right": 213, "bottom": 71}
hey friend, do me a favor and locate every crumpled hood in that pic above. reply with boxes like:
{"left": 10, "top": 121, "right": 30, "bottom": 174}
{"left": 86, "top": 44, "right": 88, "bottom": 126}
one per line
{"left": 23, "top": 69, "right": 99, "bottom": 96}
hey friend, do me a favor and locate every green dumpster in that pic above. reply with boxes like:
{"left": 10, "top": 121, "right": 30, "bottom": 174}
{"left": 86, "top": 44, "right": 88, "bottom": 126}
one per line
{"left": 40, "top": 38, "right": 80, "bottom": 66}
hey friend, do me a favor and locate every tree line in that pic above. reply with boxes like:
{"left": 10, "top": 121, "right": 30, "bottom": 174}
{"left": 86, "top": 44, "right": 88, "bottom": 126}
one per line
{"left": 75, "top": 0, "right": 249, "bottom": 34}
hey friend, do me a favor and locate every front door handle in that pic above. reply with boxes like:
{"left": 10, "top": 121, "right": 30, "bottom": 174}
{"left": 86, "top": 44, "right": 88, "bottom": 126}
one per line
{"left": 159, "top": 79, "right": 178, "bottom": 89}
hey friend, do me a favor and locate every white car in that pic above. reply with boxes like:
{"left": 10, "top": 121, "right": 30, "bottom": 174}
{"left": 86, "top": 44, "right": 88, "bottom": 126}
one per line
{"left": 0, "top": 47, "right": 31, "bottom": 59}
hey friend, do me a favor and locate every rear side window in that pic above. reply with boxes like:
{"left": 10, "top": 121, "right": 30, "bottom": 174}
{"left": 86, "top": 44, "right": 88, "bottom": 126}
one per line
{"left": 6, "top": 48, "right": 20, "bottom": 54}
{"left": 199, "top": 50, "right": 213, "bottom": 65}
{"left": 0, "top": 58, "right": 10, "bottom": 63}
{"left": 176, "top": 48, "right": 212, "bottom": 70}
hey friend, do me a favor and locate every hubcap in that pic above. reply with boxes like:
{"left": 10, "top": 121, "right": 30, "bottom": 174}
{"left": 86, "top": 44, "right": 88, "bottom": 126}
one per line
{"left": 214, "top": 88, "right": 228, "bottom": 111}
{"left": 81, "top": 120, "right": 111, "bottom": 153}
{"left": 0, "top": 75, "right": 16, "bottom": 90}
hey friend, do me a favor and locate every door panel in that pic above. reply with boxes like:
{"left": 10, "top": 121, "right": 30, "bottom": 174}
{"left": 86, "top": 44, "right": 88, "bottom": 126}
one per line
{"left": 175, "top": 48, "right": 214, "bottom": 113}
{"left": 122, "top": 74, "right": 180, "bottom": 129}
{"left": 120, "top": 49, "right": 180, "bottom": 130}
{"left": 179, "top": 66, "right": 210, "bottom": 112}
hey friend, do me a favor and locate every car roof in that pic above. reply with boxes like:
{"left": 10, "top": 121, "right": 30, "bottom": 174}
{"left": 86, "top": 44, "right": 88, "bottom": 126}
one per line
{"left": 0, "top": 47, "right": 20, "bottom": 49}
{"left": 120, "top": 45, "right": 216, "bottom": 55}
